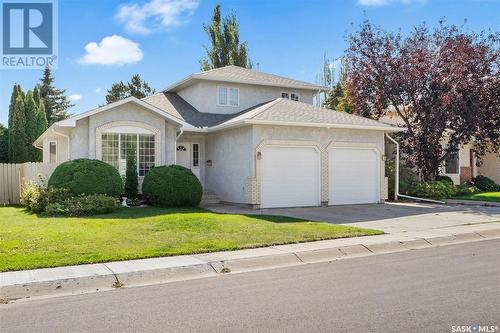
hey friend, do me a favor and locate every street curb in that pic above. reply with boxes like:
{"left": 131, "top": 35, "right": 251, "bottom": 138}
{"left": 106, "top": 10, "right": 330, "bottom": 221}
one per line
{"left": 445, "top": 199, "right": 500, "bottom": 208}
{"left": 1, "top": 229, "right": 500, "bottom": 303}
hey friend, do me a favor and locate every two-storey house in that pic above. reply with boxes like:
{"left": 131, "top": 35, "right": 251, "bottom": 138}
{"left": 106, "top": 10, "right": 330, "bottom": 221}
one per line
{"left": 34, "top": 65, "right": 403, "bottom": 208}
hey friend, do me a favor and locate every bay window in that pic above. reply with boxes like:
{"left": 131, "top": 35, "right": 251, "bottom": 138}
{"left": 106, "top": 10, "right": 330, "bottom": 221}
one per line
{"left": 101, "top": 133, "right": 155, "bottom": 176}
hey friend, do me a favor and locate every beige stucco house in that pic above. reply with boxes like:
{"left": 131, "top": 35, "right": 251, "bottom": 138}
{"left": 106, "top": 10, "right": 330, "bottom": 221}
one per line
{"left": 34, "top": 65, "right": 403, "bottom": 208}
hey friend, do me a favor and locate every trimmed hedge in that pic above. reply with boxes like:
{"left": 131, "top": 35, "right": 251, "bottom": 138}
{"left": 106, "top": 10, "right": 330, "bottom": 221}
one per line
{"left": 411, "top": 180, "right": 457, "bottom": 199}
{"left": 142, "top": 165, "right": 203, "bottom": 207}
{"left": 48, "top": 159, "right": 122, "bottom": 196}
{"left": 44, "top": 194, "right": 118, "bottom": 217}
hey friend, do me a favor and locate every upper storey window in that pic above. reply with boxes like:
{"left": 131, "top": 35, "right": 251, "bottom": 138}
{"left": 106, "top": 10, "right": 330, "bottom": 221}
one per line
{"left": 281, "top": 92, "right": 300, "bottom": 102}
{"left": 218, "top": 86, "right": 239, "bottom": 107}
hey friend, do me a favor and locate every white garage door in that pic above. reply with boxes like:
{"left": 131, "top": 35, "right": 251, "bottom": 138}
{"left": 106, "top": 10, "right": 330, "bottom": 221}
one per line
{"left": 260, "top": 147, "right": 320, "bottom": 208}
{"left": 329, "top": 148, "right": 379, "bottom": 205}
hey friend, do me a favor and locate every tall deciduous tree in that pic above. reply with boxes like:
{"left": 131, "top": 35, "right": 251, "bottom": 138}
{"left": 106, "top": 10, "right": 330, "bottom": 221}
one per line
{"left": 200, "top": 4, "right": 251, "bottom": 71}
{"left": 9, "top": 96, "right": 28, "bottom": 163}
{"left": 105, "top": 74, "right": 155, "bottom": 104}
{"left": 345, "top": 20, "right": 500, "bottom": 179}
{"left": 39, "top": 65, "right": 72, "bottom": 125}
{"left": 321, "top": 57, "right": 352, "bottom": 113}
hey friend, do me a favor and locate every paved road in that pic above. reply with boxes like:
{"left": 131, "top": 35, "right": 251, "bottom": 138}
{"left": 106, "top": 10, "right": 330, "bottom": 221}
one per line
{"left": 1, "top": 240, "right": 499, "bottom": 333}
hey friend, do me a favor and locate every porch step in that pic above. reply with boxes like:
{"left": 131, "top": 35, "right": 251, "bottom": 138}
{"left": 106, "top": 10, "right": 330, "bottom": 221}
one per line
{"left": 201, "top": 191, "right": 221, "bottom": 205}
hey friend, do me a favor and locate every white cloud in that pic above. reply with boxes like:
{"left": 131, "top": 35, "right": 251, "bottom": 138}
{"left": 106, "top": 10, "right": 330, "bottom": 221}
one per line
{"left": 68, "top": 94, "right": 83, "bottom": 102}
{"left": 79, "top": 35, "right": 143, "bottom": 66}
{"left": 358, "top": 0, "right": 426, "bottom": 6}
{"left": 116, "top": 0, "right": 199, "bottom": 34}
{"left": 95, "top": 88, "right": 102, "bottom": 93}
{"left": 358, "top": 0, "right": 390, "bottom": 5}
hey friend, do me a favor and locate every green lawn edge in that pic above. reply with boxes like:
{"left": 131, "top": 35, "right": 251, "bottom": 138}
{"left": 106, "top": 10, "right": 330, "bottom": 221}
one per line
{"left": 452, "top": 192, "right": 500, "bottom": 203}
{"left": 0, "top": 206, "right": 383, "bottom": 272}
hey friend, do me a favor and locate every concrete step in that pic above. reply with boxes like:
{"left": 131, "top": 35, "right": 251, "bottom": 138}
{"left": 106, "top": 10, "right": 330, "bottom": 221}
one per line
{"left": 201, "top": 191, "right": 220, "bottom": 205}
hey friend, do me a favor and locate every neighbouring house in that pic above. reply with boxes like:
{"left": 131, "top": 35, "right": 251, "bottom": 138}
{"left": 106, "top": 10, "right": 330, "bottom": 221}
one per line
{"left": 34, "top": 65, "right": 403, "bottom": 208}
{"left": 381, "top": 111, "right": 500, "bottom": 185}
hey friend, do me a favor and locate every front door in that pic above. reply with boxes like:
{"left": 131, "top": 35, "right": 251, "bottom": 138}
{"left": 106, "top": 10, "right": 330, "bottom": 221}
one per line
{"left": 176, "top": 143, "right": 201, "bottom": 180}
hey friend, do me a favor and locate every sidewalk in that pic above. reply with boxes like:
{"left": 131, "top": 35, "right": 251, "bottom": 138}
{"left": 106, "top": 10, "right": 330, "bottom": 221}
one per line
{"left": 1, "top": 219, "right": 499, "bottom": 303}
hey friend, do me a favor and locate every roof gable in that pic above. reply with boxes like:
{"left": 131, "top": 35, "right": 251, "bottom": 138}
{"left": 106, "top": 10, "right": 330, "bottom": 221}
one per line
{"left": 164, "top": 65, "right": 329, "bottom": 92}
{"left": 57, "top": 97, "right": 193, "bottom": 129}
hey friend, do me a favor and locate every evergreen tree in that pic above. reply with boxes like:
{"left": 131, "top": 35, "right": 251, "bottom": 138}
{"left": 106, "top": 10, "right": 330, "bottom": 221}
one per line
{"left": 7, "top": 84, "right": 23, "bottom": 162}
{"left": 39, "top": 65, "right": 73, "bottom": 125}
{"left": 35, "top": 102, "right": 48, "bottom": 137}
{"left": 33, "top": 101, "right": 48, "bottom": 162}
{"left": 9, "top": 96, "right": 28, "bottom": 163}
{"left": 33, "top": 86, "right": 41, "bottom": 108}
{"left": 0, "top": 124, "right": 8, "bottom": 163}
{"left": 24, "top": 91, "right": 39, "bottom": 160}
{"left": 105, "top": 74, "right": 155, "bottom": 104}
{"left": 200, "top": 4, "right": 251, "bottom": 71}
{"left": 124, "top": 151, "right": 138, "bottom": 198}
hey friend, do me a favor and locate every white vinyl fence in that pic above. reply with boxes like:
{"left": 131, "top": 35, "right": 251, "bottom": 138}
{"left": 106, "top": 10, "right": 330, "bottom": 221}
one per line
{"left": 0, "top": 163, "right": 59, "bottom": 205}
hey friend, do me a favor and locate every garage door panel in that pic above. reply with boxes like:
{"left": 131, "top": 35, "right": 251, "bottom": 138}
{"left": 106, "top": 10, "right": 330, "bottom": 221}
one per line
{"left": 261, "top": 147, "right": 320, "bottom": 208}
{"left": 329, "top": 148, "right": 379, "bottom": 205}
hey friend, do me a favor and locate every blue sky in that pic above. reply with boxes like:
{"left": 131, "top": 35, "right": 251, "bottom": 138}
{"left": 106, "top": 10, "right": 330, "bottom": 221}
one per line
{"left": 1, "top": 0, "right": 499, "bottom": 125}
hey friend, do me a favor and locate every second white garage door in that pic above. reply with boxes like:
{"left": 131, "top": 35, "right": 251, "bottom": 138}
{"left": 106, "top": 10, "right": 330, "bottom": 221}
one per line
{"left": 329, "top": 148, "right": 380, "bottom": 205}
{"left": 260, "top": 147, "right": 320, "bottom": 208}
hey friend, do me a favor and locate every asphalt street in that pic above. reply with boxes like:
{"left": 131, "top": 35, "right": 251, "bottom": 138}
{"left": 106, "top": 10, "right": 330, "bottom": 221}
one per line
{"left": 1, "top": 239, "right": 499, "bottom": 333}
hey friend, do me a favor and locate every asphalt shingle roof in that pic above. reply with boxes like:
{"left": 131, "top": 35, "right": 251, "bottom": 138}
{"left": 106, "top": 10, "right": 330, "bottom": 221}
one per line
{"left": 143, "top": 93, "right": 402, "bottom": 131}
{"left": 166, "top": 65, "right": 328, "bottom": 92}
{"left": 216, "top": 98, "right": 400, "bottom": 130}
{"left": 143, "top": 92, "right": 263, "bottom": 128}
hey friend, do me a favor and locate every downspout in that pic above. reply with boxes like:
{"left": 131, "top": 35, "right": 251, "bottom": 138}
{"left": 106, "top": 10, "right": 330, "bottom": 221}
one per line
{"left": 385, "top": 133, "right": 399, "bottom": 200}
{"left": 51, "top": 126, "right": 70, "bottom": 161}
{"left": 385, "top": 133, "right": 445, "bottom": 204}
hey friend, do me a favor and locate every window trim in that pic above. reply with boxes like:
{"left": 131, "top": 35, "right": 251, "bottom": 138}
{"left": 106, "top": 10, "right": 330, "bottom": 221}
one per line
{"left": 96, "top": 121, "right": 162, "bottom": 175}
{"left": 48, "top": 141, "right": 57, "bottom": 163}
{"left": 281, "top": 91, "right": 300, "bottom": 102}
{"left": 101, "top": 132, "right": 156, "bottom": 177}
{"left": 217, "top": 86, "right": 240, "bottom": 107}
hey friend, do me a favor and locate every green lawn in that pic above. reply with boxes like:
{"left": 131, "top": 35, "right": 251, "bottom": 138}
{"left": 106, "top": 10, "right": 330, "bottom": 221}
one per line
{"left": 453, "top": 192, "right": 500, "bottom": 203}
{"left": 0, "top": 206, "right": 382, "bottom": 272}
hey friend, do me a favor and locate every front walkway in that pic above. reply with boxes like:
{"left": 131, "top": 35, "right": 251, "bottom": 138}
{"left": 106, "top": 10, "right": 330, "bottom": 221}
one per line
{"left": 204, "top": 201, "right": 500, "bottom": 234}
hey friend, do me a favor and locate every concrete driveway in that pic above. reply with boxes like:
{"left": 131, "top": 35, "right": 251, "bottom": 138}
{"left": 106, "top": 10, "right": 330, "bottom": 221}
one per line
{"left": 205, "top": 202, "right": 500, "bottom": 234}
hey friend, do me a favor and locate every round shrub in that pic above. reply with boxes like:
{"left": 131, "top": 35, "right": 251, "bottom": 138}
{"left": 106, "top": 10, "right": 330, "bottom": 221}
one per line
{"left": 142, "top": 165, "right": 203, "bottom": 207}
{"left": 471, "top": 175, "right": 500, "bottom": 192}
{"left": 48, "top": 159, "right": 122, "bottom": 197}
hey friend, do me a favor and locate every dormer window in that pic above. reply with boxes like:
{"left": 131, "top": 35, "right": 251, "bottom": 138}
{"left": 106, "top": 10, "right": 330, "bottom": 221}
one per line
{"left": 281, "top": 92, "right": 300, "bottom": 102}
{"left": 218, "top": 86, "right": 239, "bottom": 106}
